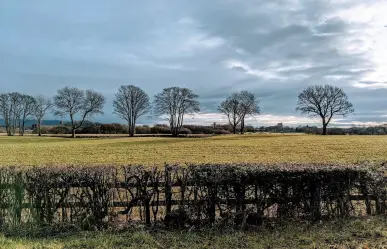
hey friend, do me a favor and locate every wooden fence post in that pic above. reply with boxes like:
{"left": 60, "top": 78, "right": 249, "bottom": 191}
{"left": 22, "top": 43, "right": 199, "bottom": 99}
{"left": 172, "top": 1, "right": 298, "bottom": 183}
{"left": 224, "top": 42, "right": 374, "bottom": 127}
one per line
{"left": 165, "top": 167, "right": 172, "bottom": 216}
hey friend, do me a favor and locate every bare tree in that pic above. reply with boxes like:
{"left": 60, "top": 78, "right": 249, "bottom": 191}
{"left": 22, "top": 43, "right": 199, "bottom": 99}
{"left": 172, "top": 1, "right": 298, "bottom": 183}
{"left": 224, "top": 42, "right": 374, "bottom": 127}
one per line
{"left": 113, "top": 85, "right": 150, "bottom": 137}
{"left": 154, "top": 87, "right": 200, "bottom": 137}
{"left": 0, "top": 92, "right": 28, "bottom": 136}
{"left": 0, "top": 93, "right": 13, "bottom": 136}
{"left": 33, "top": 96, "right": 52, "bottom": 136}
{"left": 53, "top": 87, "right": 105, "bottom": 138}
{"left": 10, "top": 92, "right": 22, "bottom": 135}
{"left": 296, "top": 84, "right": 354, "bottom": 135}
{"left": 218, "top": 93, "right": 242, "bottom": 134}
{"left": 238, "top": 91, "right": 261, "bottom": 134}
{"left": 19, "top": 94, "right": 36, "bottom": 136}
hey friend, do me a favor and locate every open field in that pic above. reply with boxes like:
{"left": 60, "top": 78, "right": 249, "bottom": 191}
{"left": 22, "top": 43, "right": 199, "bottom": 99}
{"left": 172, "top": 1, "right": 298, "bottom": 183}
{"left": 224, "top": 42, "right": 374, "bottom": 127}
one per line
{"left": 1, "top": 134, "right": 387, "bottom": 248}
{"left": 1, "top": 217, "right": 387, "bottom": 249}
{"left": 0, "top": 134, "right": 387, "bottom": 166}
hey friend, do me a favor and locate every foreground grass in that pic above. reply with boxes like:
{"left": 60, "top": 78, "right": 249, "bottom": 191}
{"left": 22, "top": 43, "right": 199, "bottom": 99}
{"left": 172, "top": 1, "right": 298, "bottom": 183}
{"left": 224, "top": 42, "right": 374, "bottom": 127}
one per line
{"left": 1, "top": 134, "right": 387, "bottom": 166}
{"left": 1, "top": 217, "right": 387, "bottom": 248}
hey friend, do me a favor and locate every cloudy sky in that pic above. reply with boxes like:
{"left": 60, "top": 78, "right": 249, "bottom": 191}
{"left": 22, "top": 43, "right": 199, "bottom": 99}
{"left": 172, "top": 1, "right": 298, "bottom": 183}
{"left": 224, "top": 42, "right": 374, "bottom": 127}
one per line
{"left": 1, "top": 0, "right": 386, "bottom": 127}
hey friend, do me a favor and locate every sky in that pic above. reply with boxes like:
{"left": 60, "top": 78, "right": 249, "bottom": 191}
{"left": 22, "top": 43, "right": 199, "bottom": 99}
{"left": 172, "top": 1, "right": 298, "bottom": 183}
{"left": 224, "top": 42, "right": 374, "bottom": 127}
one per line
{"left": 1, "top": 0, "right": 387, "bottom": 127}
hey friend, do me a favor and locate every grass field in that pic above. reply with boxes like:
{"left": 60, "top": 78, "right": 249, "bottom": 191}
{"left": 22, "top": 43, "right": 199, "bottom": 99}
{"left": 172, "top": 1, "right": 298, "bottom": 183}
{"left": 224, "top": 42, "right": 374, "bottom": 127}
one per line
{"left": 1, "top": 133, "right": 387, "bottom": 248}
{"left": 0, "top": 133, "right": 387, "bottom": 166}
{"left": 1, "top": 217, "right": 387, "bottom": 248}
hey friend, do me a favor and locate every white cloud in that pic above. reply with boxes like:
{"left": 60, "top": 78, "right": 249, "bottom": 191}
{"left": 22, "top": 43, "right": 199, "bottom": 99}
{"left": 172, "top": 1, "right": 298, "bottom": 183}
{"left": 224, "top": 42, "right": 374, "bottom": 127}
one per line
{"left": 180, "top": 112, "right": 320, "bottom": 126}
{"left": 352, "top": 82, "right": 387, "bottom": 89}
{"left": 179, "top": 34, "right": 225, "bottom": 51}
{"left": 224, "top": 59, "right": 312, "bottom": 80}
{"left": 224, "top": 59, "right": 283, "bottom": 80}
{"left": 146, "top": 17, "right": 226, "bottom": 58}
{"left": 180, "top": 113, "right": 385, "bottom": 128}
{"left": 329, "top": 1, "right": 387, "bottom": 88}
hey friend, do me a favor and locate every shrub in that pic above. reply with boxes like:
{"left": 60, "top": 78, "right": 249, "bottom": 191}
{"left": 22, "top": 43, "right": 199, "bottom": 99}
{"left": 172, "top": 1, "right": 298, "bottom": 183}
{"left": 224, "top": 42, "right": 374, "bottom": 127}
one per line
{"left": 213, "top": 129, "right": 231, "bottom": 135}
{"left": 49, "top": 126, "right": 71, "bottom": 134}
{"left": 32, "top": 126, "right": 51, "bottom": 135}
{"left": 179, "top": 128, "right": 192, "bottom": 136}
{"left": 100, "top": 123, "right": 128, "bottom": 134}
{"left": 0, "top": 163, "right": 386, "bottom": 231}
{"left": 150, "top": 124, "right": 170, "bottom": 134}
{"left": 136, "top": 125, "right": 151, "bottom": 134}
{"left": 78, "top": 123, "right": 101, "bottom": 134}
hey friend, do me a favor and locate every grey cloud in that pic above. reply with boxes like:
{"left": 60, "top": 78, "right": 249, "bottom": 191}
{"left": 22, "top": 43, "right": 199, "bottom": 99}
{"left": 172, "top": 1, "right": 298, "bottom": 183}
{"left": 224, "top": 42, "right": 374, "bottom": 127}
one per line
{"left": 0, "top": 0, "right": 386, "bottom": 125}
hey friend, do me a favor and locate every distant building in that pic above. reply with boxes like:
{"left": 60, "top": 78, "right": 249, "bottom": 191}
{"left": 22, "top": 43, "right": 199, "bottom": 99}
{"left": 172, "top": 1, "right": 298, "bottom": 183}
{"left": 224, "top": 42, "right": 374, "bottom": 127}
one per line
{"left": 277, "top": 123, "right": 283, "bottom": 129}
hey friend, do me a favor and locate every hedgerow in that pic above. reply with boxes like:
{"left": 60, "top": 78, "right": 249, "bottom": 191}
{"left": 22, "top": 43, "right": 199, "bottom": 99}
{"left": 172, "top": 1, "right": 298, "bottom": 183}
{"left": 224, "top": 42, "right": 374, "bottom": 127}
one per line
{"left": 0, "top": 163, "right": 386, "bottom": 231}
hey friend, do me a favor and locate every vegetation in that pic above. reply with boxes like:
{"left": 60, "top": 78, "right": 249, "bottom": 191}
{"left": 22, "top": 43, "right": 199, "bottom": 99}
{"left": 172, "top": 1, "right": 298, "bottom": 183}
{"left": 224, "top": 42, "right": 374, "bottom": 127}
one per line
{"left": 153, "top": 87, "right": 200, "bottom": 137}
{"left": 0, "top": 93, "right": 37, "bottom": 136}
{"left": 53, "top": 87, "right": 106, "bottom": 138}
{"left": 113, "top": 85, "right": 151, "bottom": 137}
{"left": 0, "top": 84, "right": 360, "bottom": 138}
{"left": 0, "top": 164, "right": 380, "bottom": 229}
{"left": 0, "top": 134, "right": 387, "bottom": 166}
{"left": 0, "top": 135, "right": 386, "bottom": 247}
{"left": 296, "top": 84, "right": 354, "bottom": 135}
{"left": 32, "top": 95, "right": 52, "bottom": 137}
{"left": 1, "top": 217, "right": 387, "bottom": 248}
{"left": 218, "top": 91, "right": 260, "bottom": 134}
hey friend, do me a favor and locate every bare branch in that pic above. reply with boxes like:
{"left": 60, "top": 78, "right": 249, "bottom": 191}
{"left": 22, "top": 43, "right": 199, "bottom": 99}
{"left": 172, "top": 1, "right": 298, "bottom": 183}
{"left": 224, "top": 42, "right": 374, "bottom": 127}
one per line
{"left": 53, "top": 87, "right": 105, "bottom": 138}
{"left": 113, "top": 85, "right": 150, "bottom": 137}
{"left": 296, "top": 84, "right": 354, "bottom": 135}
{"left": 154, "top": 87, "right": 200, "bottom": 137}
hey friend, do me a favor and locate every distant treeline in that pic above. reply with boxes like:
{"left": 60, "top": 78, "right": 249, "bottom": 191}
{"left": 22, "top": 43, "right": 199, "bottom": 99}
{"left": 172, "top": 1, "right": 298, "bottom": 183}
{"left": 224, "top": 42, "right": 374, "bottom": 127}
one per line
{"left": 33, "top": 121, "right": 387, "bottom": 136}
{"left": 0, "top": 84, "right": 359, "bottom": 137}
{"left": 34, "top": 122, "right": 254, "bottom": 135}
{"left": 293, "top": 125, "right": 387, "bottom": 135}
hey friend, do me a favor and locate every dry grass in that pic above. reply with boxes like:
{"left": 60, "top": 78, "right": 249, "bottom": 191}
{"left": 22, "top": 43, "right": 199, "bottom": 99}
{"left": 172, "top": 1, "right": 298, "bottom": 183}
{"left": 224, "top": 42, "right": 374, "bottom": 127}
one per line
{"left": 0, "top": 133, "right": 387, "bottom": 166}
{"left": 2, "top": 217, "right": 387, "bottom": 248}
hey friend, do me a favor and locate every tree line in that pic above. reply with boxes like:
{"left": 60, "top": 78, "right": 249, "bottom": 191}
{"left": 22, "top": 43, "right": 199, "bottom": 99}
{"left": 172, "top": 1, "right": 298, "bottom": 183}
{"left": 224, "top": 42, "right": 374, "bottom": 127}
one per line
{"left": 0, "top": 84, "right": 354, "bottom": 137}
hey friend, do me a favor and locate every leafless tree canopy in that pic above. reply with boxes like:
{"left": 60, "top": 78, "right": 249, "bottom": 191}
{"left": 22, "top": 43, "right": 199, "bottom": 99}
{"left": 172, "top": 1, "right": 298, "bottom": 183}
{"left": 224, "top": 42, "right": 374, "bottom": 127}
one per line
{"left": 113, "top": 85, "right": 150, "bottom": 137}
{"left": 53, "top": 87, "right": 105, "bottom": 138}
{"left": 0, "top": 93, "right": 36, "bottom": 136}
{"left": 19, "top": 94, "right": 36, "bottom": 136}
{"left": 238, "top": 91, "right": 261, "bottom": 134}
{"left": 33, "top": 96, "right": 53, "bottom": 136}
{"left": 296, "top": 84, "right": 354, "bottom": 135}
{"left": 218, "top": 93, "right": 241, "bottom": 135}
{"left": 0, "top": 93, "right": 14, "bottom": 136}
{"left": 218, "top": 91, "right": 260, "bottom": 134}
{"left": 154, "top": 87, "right": 200, "bottom": 137}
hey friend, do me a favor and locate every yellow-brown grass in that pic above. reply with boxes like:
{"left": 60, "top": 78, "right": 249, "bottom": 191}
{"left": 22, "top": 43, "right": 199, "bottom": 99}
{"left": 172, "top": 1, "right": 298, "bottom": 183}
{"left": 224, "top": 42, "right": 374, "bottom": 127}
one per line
{"left": 0, "top": 133, "right": 386, "bottom": 166}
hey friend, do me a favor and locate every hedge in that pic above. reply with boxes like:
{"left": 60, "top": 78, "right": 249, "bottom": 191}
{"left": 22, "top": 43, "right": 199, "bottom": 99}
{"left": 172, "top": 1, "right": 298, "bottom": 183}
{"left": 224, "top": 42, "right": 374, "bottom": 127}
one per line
{"left": 0, "top": 163, "right": 386, "bottom": 231}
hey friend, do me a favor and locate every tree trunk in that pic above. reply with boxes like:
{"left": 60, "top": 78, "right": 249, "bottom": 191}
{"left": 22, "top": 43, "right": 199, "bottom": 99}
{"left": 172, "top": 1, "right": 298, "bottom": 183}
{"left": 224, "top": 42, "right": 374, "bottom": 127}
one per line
{"left": 20, "top": 119, "right": 25, "bottom": 136}
{"left": 171, "top": 127, "right": 179, "bottom": 137}
{"left": 322, "top": 124, "right": 327, "bottom": 135}
{"left": 233, "top": 125, "right": 237, "bottom": 134}
{"left": 71, "top": 128, "right": 76, "bottom": 138}
{"left": 240, "top": 119, "right": 245, "bottom": 134}
{"left": 38, "top": 121, "right": 42, "bottom": 136}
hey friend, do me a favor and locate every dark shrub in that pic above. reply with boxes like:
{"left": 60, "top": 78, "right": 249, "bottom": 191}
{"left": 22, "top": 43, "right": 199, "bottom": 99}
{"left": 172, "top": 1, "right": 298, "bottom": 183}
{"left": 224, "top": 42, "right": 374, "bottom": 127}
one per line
{"left": 150, "top": 124, "right": 170, "bottom": 134}
{"left": 49, "top": 126, "right": 71, "bottom": 134}
{"left": 213, "top": 129, "right": 231, "bottom": 135}
{"left": 32, "top": 126, "right": 51, "bottom": 135}
{"left": 100, "top": 123, "right": 128, "bottom": 134}
{"left": 1, "top": 163, "right": 386, "bottom": 231}
{"left": 179, "top": 128, "right": 192, "bottom": 136}
{"left": 136, "top": 125, "right": 151, "bottom": 134}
